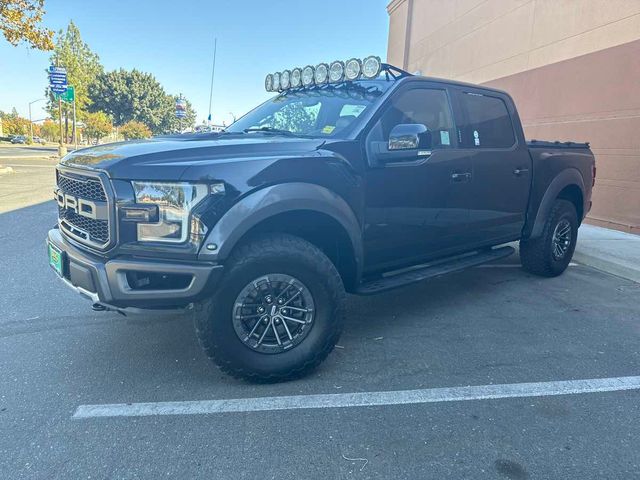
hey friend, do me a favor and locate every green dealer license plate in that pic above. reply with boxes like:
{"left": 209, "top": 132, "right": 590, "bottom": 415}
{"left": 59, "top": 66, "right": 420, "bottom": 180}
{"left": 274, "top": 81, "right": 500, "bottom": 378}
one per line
{"left": 48, "top": 242, "right": 64, "bottom": 277}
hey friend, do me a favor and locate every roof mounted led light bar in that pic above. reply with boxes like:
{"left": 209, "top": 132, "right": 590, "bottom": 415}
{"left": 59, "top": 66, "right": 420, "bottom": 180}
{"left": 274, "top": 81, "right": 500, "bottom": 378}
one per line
{"left": 265, "top": 55, "right": 411, "bottom": 92}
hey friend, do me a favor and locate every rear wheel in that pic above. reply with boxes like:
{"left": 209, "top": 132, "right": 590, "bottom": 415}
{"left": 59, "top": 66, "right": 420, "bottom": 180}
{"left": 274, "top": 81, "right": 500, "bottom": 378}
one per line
{"left": 520, "top": 199, "right": 578, "bottom": 277}
{"left": 194, "top": 234, "right": 345, "bottom": 382}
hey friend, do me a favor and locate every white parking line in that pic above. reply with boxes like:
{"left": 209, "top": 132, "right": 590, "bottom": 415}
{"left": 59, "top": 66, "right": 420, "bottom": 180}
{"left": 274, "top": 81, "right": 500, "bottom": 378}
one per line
{"left": 476, "top": 263, "right": 578, "bottom": 268}
{"left": 73, "top": 375, "right": 640, "bottom": 419}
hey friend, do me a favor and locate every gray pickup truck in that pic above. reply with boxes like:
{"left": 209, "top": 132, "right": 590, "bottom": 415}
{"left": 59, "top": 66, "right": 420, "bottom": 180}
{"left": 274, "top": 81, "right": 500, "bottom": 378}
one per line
{"left": 47, "top": 57, "right": 595, "bottom": 381}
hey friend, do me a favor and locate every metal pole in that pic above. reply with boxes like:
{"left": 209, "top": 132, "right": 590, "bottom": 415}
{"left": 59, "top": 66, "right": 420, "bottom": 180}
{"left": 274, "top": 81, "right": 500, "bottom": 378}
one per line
{"left": 72, "top": 98, "right": 78, "bottom": 151}
{"left": 58, "top": 97, "right": 66, "bottom": 157}
{"left": 29, "top": 103, "right": 33, "bottom": 140}
{"left": 207, "top": 37, "right": 217, "bottom": 124}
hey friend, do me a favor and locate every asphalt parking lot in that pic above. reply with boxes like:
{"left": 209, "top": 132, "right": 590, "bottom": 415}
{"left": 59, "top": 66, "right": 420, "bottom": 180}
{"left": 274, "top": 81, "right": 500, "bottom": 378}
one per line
{"left": 1, "top": 158, "right": 639, "bottom": 478}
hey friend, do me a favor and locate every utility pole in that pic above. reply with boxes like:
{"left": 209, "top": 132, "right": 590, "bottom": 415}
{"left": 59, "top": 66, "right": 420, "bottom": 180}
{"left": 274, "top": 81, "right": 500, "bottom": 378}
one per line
{"left": 58, "top": 97, "right": 66, "bottom": 157}
{"left": 207, "top": 37, "right": 217, "bottom": 124}
{"left": 72, "top": 97, "right": 78, "bottom": 151}
{"left": 28, "top": 98, "right": 44, "bottom": 140}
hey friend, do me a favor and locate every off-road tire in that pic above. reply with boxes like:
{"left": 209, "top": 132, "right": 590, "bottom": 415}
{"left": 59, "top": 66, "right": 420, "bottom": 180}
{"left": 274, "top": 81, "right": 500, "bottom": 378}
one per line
{"left": 520, "top": 199, "right": 578, "bottom": 277}
{"left": 194, "top": 233, "right": 345, "bottom": 382}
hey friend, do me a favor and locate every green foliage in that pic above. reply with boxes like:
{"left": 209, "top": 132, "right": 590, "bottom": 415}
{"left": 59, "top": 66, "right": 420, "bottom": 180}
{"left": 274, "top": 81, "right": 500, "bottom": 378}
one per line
{"left": 83, "top": 111, "right": 111, "bottom": 142}
{"left": 120, "top": 120, "right": 151, "bottom": 140}
{"left": 89, "top": 68, "right": 196, "bottom": 134}
{"left": 0, "top": 0, "right": 54, "bottom": 50}
{"left": 271, "top": 102, "right": 318, "bottom": 133}
{"left": 46, "top": 21, "right": 102, "bottom": 121}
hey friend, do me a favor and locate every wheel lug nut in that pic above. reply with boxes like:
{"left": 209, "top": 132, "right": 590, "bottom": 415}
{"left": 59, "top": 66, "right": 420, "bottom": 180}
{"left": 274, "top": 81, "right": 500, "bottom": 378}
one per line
{"left": 281, "top": 309, "right": 287, "bottom": 315}
{"left": 257, "top": 306, "right": 265, "bottom": 313}
{"left": 277, "top": 298, "right": 284, "bottom": 304}
{"left": 265, "top": 295, "right": 273, "bottom": 303}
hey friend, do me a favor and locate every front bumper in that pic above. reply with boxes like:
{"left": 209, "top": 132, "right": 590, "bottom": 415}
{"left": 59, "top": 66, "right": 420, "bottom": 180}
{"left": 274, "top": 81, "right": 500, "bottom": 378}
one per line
{"left": 47, "top": 228, "right": 224, "bottom": 313}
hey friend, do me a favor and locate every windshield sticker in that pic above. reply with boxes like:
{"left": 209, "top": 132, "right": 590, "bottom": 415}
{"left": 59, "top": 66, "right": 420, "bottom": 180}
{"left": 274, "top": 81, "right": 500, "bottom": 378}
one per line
{"left": 474, "top": 130, "right": 480, "bottom": 146}
{"left": 440, "top": 131, "right": 450, "bottom": 145}
{"left": 322, "top": 125, "right": 336, "bottom": 134}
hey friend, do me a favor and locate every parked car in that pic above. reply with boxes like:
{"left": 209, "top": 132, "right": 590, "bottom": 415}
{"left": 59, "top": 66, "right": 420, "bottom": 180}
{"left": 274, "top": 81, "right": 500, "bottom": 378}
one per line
{"left": 11, "top": 135, "right": 26, "bottom": 144}
{"left": 32, "top": 136, "right": 46, "bottom": 145}
{"left": 47, "top": 57, "right": 595, "bottom": 382}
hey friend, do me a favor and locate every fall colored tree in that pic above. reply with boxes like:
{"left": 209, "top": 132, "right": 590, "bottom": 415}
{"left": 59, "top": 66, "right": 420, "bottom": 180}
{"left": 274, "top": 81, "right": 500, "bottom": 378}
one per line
{"left": 0, "top": 108, "right": 31, "bottom": 135}
{"left": 0, "top": 0, "right": 54, "bottom": 50}
{"left": 39, "top": 118, "right": 58, "bottom": 141}
{"left": 120, "top": 120, "right": 152, "bottom": 140}
{"left": 83, "top": 111, "right": 112, "bottom": 143}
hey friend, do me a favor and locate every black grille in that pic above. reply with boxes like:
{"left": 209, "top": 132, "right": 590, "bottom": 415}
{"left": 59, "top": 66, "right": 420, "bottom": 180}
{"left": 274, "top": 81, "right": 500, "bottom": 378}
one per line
{"left": 57, "top": 173, "right": 107, "bottom": 201}
{"left": 59, "top": 208, "right": 110, "bottom": 244}
{"left": 56, "top": 170, "right": 111, "bottom": 248}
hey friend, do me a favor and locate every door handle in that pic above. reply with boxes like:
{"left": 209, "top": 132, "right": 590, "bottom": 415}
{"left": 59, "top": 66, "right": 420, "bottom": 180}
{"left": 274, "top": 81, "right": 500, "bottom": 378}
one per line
{"left": 451, "top": 172, "right": 472, "bottom": 182}
{"left": 513, "top": 168, "right": 529, "bottom": 176}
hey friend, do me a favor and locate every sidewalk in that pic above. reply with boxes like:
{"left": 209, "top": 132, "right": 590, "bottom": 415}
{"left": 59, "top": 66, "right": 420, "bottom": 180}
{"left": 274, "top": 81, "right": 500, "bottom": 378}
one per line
{"left": 575, "top": 224, "right": 640, "bottom": 283}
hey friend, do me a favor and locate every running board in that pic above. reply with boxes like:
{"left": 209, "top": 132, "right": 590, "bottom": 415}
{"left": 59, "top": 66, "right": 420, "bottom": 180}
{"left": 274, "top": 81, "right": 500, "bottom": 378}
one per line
{"left": 356, "top": 246, "right": 515, "bottom": 295}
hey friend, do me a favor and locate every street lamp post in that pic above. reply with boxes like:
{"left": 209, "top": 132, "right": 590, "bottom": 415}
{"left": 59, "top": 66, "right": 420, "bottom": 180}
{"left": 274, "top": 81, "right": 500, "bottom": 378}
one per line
{"left": 28, "top": 98, "right": 44, "bottom": 140}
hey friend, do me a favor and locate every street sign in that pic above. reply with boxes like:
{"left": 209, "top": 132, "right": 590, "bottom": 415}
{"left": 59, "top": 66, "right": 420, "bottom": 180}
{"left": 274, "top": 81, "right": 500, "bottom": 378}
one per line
{"left": 57, "top": 86, "right": 75, "bottom": 103}
{"left": 49, "top": 65, "right": 67, "bottom": 95}
{"left": 175, "top": 97, "right": 187, "bottom": 118}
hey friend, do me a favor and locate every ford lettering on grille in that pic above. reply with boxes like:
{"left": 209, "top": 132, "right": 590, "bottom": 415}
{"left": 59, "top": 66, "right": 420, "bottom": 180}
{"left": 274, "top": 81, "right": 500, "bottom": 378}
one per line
{"left": 56, "top": 171, "right": 112, "bottom": 249}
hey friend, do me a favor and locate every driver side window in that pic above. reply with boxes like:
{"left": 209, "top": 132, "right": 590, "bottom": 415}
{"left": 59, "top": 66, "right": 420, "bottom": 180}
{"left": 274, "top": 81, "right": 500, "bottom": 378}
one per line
{"left": 371, "top": 88, "right": 455, "bottom": 149}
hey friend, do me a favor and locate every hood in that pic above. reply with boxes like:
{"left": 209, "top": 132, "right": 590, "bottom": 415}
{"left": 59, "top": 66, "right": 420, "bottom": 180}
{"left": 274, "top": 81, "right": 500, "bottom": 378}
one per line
{"left": 60, "top": 133, "right": 326, "bottom": 181}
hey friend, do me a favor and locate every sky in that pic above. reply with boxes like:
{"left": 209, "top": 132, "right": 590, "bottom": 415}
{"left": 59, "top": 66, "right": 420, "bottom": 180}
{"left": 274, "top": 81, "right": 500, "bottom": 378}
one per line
{"left": 0, "top": 0, "right": 390, "bottom": 127}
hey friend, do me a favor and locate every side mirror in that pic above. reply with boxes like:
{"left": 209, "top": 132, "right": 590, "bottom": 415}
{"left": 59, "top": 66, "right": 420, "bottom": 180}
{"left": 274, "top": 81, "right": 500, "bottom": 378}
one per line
{"left": 388, "top": 123, "right": 428, "bottom": 150}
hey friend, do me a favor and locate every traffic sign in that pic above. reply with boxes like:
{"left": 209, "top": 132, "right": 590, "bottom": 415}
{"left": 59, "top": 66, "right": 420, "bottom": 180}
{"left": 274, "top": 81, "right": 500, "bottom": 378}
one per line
{"left": 175, "top": 97, "right": 187, "bottom": 118}
{"left": 49, "top": 65, "right": 67, "bottom": 94}
{"left": 56, "top": 86, "right": 75, "bottom": 103}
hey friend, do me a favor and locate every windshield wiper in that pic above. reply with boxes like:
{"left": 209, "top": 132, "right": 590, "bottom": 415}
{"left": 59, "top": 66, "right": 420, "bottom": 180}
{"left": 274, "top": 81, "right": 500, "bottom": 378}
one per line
{"left": 243, "top": 127, "right": 298, "bottom": 136}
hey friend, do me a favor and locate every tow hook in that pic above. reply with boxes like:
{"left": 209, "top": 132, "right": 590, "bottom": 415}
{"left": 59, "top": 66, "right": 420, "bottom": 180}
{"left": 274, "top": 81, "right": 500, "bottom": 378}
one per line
{"left": 91, "top": 303, "right": 107, "bottom": 312}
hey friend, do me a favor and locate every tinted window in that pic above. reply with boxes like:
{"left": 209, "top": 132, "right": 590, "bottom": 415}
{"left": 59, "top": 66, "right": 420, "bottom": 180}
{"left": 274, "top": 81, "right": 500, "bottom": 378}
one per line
{"left": 459, "top": 92, "right": 515, "bottom": 148}
{"left": 370, "top": 88, "right": 455, "bottom": 149}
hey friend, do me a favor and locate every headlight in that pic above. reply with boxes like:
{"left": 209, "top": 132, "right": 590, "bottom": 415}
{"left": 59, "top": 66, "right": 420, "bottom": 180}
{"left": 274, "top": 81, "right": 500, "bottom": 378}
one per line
{"left": 302, "top": 65, "right": 315, "bottom": 87}
{"left": 290, "top": 68, "right": 302, "bottom": 88}
{"left": 314, "top": 63, "right": 329, "bottom": 84}
{"left": 329, "top": 60, "right": 344, "bottom": 83}
{"left": 132, "top": 182, "right": 210, "bottom": 243}
{"left": 362, "top": 55, "right": 381, "bottom": 79}
{"left": 345, "top": 58, "right": 362, "bottom": 80}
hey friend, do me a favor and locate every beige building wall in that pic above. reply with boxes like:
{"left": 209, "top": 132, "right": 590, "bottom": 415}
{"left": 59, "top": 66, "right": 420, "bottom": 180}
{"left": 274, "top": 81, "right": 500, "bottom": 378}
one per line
{"left": 387, "top": 0, "right": 640, "bottom": 232}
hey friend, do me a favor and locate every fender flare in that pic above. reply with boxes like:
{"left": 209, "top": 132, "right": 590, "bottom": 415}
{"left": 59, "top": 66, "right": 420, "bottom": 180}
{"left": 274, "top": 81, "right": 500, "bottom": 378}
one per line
{"left": 198, "top": 182, "right": 363, "bottom": 275}
{"left": 528, "top": 168, "right": 585, "bottom": 239}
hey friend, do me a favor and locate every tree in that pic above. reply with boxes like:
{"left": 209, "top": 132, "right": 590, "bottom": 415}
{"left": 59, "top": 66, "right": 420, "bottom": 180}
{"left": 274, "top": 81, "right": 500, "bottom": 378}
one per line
{"left": 89, "top": 69, "right": 196, "bottom": 134}
{"left": 0, "top": 0, "right": 54, "bottom": 50}
{"left": 120, "top": 120, "right": 151, "bottom": 140}
{"left": 83, "top": 111, "right": 111, "bottom": 143}
{"left": 0, "top": 108, "right": 30, "bottom": 135}
{"left": 46, "top": 21, "right": 102, "bottom": 141}
{"left": 39, "top": 118, "right": 58, "bottom": 141}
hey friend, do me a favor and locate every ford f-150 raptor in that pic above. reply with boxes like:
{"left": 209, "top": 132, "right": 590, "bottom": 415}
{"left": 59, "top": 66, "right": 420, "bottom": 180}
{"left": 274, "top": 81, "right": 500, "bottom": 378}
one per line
{"left": 47, "top": 57, "right": 595, "bottom": 382}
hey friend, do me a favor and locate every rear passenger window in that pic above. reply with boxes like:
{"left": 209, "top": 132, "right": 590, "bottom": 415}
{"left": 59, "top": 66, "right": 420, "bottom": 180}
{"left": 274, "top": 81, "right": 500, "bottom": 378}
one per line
{"left": 459, "top": 92, "right": 515, "bottom": 148}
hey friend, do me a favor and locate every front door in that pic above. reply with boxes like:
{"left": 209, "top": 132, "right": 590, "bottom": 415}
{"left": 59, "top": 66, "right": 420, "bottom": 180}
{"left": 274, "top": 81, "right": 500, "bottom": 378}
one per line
{"left": 363, "top": 85, "right": 473, "bottom": 272}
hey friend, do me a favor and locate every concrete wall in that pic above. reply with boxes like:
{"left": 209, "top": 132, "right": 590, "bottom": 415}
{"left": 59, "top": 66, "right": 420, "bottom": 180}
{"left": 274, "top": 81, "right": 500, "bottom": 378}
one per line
{"left": 387, "top": 0, "right": 640, "bottom": 232}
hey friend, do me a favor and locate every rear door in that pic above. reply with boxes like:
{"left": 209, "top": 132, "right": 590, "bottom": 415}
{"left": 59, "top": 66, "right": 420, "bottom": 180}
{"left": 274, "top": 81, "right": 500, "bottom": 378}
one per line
{"left": 453, "top": 88, "right": 532, "bottom": 243}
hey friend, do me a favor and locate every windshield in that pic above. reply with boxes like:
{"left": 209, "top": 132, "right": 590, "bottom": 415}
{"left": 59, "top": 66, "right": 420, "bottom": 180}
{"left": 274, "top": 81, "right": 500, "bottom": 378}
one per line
{"left": 226, "top": 80, "right": 392, "bottom": 138}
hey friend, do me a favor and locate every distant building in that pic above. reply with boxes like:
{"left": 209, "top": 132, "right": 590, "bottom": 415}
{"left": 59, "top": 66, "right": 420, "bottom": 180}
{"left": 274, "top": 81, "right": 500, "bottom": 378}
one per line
{"left": 387, "top": 0, "right": 640, "bottom": 233}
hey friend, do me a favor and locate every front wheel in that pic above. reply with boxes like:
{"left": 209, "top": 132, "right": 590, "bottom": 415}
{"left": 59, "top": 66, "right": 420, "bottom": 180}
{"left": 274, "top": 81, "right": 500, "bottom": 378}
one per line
{"left": 194, "top": 234, "right": 345, "bottom": 382}
{"left": 520, "top": 199, "right": 578, "bottom": 277}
